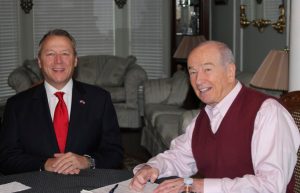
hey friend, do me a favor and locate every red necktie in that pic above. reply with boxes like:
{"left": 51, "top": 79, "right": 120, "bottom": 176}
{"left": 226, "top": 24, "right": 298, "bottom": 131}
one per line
{"left": 53, "top": 92, "right": 69, "bottom": 153}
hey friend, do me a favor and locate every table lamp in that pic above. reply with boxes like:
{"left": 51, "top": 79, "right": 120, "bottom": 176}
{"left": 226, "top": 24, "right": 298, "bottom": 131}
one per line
{"left": 173, "top": 35, "right": 206, "bottom": 60}
{"left": 250, "top": 49, "right": 288, "bottom": 91}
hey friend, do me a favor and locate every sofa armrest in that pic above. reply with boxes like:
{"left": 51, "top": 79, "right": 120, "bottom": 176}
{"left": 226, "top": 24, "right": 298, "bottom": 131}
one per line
{"left": 8, "top": 67, "right": 32, "bottom": 93}
{"left": 124, "top": 64, "right": 147, "bottom": 108}
{"left": 143, "top": 77, "right": 172, "bottom": 105}
{"left": 178, "top": 109, "right": 200, "bottom": 135}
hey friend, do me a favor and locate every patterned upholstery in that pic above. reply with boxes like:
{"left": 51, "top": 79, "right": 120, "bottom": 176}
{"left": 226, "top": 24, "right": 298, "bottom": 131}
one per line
{"left": 280, "top": 91, "right": 300, "bottom": 193}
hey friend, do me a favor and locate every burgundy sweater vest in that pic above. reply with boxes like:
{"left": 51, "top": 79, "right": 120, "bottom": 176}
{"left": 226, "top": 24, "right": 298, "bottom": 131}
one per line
{"left": 192, "top": 86, "right": 271, "bottom": 178}
{"left": 191, "top": 86, "right": 295, "bottom": 192}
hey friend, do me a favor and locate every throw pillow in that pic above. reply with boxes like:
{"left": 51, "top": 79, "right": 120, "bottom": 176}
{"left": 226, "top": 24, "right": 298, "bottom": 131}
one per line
{"left": 165, "top": 70, "right": 189, "bottom": 106}
{"left": 95, "top": 55, "right": 136, "bottom": 87}
{"left": 76, "top": 55, "right": 100, "bottom": 85}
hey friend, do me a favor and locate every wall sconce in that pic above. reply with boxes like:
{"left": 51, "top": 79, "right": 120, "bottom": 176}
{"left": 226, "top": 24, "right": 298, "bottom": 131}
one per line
{"left": 20, "top": 0, "right": 33, "bottom": 14}
{"left": 272, "top": 4, "right": 286, "bottom": 33}
{"left": 240, "top": 3, "right": 286, "bottom": 33}
{"left": 240, "top": 5, "right": 251, "bottom": 28}
{"left": 115, "top": 0, "right": 127, "bottom": 9}
{"left": 252, "top": 18, "right": 271, "bottom": 32}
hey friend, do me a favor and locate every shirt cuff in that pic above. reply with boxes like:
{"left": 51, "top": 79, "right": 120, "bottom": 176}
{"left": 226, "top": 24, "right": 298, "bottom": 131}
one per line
{"left": 204, "top": 178, "right": 222, "bottom": 193}
{"left": 133, "top": 163, "right": 147, "bottom": 174}
{"left": 39, "top": 158, "right": 48, "bottom": 171}
{"left": 132, "top": 163, "right": 162, "bottom": 177}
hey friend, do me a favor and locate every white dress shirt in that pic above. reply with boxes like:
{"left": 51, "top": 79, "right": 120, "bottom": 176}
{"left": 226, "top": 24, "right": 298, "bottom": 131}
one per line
{"left": 134, "top": 82, "right": 300, "bottom": 193}
{"left": 45, "top": 79, "right": 73, "bottom": 120}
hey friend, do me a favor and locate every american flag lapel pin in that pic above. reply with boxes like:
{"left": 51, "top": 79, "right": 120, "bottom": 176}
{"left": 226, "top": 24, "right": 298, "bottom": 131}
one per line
{"left": 79, "top": 100, "right": 86, "bottom": 105}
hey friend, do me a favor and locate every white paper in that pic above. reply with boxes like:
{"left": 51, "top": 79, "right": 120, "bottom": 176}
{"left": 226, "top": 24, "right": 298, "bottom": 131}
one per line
{"left": 0, "top": 181, "right": 31, "bottom": 193}
{"left": 81, "top": 190, "right": 93, "bottom": 193}
{"left": 81, "top": 178, "right": 158, "bottom": 193}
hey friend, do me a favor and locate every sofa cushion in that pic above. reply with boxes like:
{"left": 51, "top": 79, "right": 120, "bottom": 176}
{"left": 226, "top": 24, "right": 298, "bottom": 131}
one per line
{"left": 145, "top": 103, "right": 186, "bottom": 126}
{"left": 95, "top": 55, "right": 136, "bottom": 87}
{"left": 144, "top": 78, "right": 172, "bottom": 104}
{"left": 165, "top": 71, "right": 189, "bottom": 106}
{"left": 102, "top": 86, "right": 126, "bottom": 103}
{"left": 76, "top": 55, "right": 102, "bottom": 85}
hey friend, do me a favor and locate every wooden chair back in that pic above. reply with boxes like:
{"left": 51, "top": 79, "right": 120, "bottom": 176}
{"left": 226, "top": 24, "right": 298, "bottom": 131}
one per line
{"left": 280, "top": 91, "right": 300, "bottom": 193}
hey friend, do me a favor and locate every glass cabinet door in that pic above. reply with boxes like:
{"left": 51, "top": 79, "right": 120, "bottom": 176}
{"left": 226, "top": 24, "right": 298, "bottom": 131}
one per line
{"left": 176, "top": 0, "right": 200, "bottom": 35}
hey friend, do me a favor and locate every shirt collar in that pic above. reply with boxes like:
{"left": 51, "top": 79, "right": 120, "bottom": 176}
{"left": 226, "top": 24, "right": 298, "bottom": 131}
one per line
{"left": 206, "top": 81, "right": 242, "bottom": 118}
{"left": 45, "top": 79, "right": 73, "bottom": 96}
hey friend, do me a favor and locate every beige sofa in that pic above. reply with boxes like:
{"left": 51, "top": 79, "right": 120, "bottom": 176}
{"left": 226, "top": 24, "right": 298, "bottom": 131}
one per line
{"left": 8, "top": 55, "right": 147, "bottom": 129}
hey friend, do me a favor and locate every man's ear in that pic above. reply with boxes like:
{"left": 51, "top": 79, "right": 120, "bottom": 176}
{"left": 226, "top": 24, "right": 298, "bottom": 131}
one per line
{"left": 227, "top": 63, "right": 236, "bottom": 82}
{"left": 37, "top": 58, "right": 42, "bottom": 68}
{"left": 74, "top": 57, "right": 78, "bottom": 67}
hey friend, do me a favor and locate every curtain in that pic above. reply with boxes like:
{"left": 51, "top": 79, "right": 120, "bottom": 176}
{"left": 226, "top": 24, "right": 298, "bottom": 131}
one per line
{"left": 0, "top": 1, "right": 19, "bottom": 101}
{"left": 129, "top": 0, "right": 169, "bottom": 79}
{"left": 33, "top": 0, "right": 114, "bottom": 57}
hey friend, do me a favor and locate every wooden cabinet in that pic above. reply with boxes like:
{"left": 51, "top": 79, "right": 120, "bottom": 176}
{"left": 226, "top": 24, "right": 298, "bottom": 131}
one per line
{"left": 171, "top": 0, "right": 210, "bottom": 74}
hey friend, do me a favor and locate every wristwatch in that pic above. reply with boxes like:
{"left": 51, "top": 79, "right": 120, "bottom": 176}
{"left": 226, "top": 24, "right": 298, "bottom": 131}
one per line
{"left": 84, "top": 154, "right": 96, "bottom": 169}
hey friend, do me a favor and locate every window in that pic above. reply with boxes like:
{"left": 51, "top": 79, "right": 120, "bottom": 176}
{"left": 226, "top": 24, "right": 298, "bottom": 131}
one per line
{"left": 129, "top": 0, "right": 170, "bottom": 79}
{"left": 0, "top": 1, "right": 19, "bottom": 102}
{"left": 33, "top": 0, "right": 114, "bottom": 57}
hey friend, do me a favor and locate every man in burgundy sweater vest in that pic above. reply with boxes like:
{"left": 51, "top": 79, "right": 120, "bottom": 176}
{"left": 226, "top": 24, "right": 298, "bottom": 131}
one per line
{"left": 130, "top": 41, "right": 300, "bottom": 193}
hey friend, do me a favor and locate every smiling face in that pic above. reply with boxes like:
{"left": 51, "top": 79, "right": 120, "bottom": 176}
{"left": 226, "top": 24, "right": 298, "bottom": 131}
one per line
{"left": 187, "top": 42, "right": 236, "bottom": 106}
{"left": 38, "top": 35, "right": 77, "bottom": 90}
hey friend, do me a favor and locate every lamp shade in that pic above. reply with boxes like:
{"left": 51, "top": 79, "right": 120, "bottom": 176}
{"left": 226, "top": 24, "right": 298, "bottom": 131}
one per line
{"left": 250, "top": 49, "right": 288, "bottom": 91}
{"left": 173, "top": 35, "right": 206, "bottom": 59}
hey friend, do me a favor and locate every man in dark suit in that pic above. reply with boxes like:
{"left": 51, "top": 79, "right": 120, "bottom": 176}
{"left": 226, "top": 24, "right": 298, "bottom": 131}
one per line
{"left": 0, "top": 29, "right": 123, "bottom": 175}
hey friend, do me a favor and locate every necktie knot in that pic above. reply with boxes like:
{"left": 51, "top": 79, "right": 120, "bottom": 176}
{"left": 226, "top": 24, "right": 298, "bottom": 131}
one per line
{"left": 55, "top": 92, "right": 65, "bottom": 101}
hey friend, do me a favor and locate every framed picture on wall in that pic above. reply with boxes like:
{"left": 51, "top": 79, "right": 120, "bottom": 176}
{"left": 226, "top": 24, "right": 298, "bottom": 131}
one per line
{"left": 215, "top": 0, "right": 228, "bottom": 5}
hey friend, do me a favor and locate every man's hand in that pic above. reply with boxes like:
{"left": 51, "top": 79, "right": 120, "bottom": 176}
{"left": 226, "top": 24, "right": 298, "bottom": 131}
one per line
{"left": 129, "top": 165, "right": 159, "bottom": 192}
{"left": 43, "top": 152, "right": 90, "bottom": 175}
{"left": 153, "top": 178, "right": 183, "bottom": 193}
{"left": 153, "top": 178, "right": 204, "bottom": 193}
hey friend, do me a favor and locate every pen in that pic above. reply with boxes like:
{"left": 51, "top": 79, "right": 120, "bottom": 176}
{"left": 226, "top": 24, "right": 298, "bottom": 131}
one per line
{"left": 109, "top": 184, "right": 118, "bottom": 193}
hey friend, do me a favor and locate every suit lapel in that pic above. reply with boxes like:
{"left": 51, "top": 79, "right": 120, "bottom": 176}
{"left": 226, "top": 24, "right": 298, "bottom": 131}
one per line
{"left": 65, "top": 81, "right": 87, "bottom": 151}
{"left": 32, "top": 84, "right": 60, "bottom": 152}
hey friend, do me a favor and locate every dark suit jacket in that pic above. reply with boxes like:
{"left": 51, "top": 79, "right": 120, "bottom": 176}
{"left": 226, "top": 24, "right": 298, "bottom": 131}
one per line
{"left": 0, "top": 80, "right": 123, "bottom": 174}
